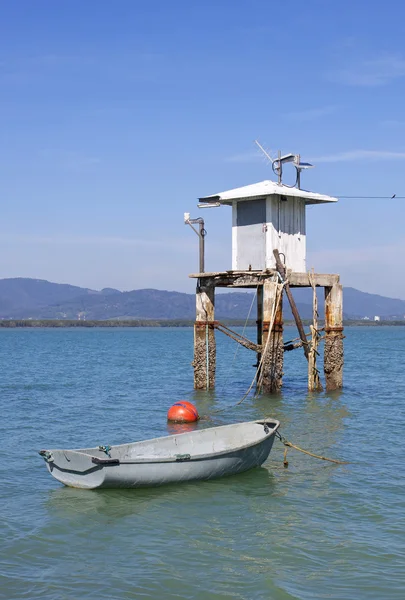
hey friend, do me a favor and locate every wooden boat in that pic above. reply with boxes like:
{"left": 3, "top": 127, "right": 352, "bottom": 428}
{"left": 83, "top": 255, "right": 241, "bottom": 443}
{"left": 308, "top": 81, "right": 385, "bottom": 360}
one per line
{"left": 38, "top": 419, "right": 280, "bottom": 489}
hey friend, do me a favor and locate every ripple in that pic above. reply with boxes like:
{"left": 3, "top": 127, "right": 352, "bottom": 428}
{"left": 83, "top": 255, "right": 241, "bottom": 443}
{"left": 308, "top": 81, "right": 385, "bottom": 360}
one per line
{"left": 0, "top": 327, "right": 404, "bottom": 599}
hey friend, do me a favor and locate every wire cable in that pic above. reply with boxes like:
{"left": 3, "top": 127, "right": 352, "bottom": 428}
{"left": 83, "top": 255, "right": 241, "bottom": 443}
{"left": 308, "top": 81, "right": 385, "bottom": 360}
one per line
{"left": 336, "top": 195, "right": 405, "bottom": 199}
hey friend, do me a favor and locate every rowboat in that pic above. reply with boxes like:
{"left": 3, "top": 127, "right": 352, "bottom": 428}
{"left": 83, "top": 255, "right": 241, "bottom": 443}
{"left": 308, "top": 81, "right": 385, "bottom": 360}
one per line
{"left": 38, "top": 419, "right": 280, "bottom": 489}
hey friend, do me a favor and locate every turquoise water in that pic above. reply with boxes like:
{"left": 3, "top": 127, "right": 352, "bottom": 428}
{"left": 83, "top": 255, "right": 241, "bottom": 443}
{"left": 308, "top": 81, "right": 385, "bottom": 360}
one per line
{"left": 0, "top": 326, "right": 404, "bottom": 599}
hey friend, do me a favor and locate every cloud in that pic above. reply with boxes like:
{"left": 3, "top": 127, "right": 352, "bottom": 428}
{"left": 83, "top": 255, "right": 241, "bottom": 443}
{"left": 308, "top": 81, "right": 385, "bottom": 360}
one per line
{"left": 0, "top": 54, "right": 96, "bottom": 85}
{"left": 225, "top": 143, "right": 405, "bottom": 166}
{"left": 308, "top": 242, "right": 405, "bottom": 299}
{"left": 310, "top": 241, "right": 405, "bottom": 266}
{"left": 380, "top": 119, "right": 405, "bottom": 128}
{"left": 284, "top": 105, "right": 338, "bottom": 121}
{"left": 311, "top": 149, "right": 405, "bottom": 163}
{"left": 0, "top": 52, "right": 164, "bottom": 86}
{"left": 0, "top": 233, "right": 193, "bottom": 251}
{"left": 328, "top": 54, "right": 405, "bottom": 86}
{"left": 38, "top": 149, "right": 101, "bottom": 172}
{"left": 225, "top": 151, "right": 262, "bottom": 164}
{"left": 28, "top": 54, "right": 96, "bottom": 68}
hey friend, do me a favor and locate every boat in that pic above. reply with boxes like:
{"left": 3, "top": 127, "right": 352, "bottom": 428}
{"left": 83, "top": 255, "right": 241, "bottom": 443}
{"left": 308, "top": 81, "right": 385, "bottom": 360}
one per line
{"left": 38, "top": 419, "right": 280, "bottom": 489}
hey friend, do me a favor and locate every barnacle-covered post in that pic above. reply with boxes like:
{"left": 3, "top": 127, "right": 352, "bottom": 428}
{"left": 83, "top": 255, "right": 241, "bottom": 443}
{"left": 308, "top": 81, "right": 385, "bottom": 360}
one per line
{"left": 260, "top": 281, "right": 284, "bottom": 392}
{"left": 324, "top": 283, "right": 344, "bottom": 391}
{"left": 193, "top": 279, "right": 216, "bottom": 390}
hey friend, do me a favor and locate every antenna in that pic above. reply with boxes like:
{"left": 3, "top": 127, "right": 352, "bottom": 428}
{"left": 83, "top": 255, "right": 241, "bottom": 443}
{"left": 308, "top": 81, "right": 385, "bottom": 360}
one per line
{"left": 254, "top": 140, "right": 314, "bottom": 189}
{"left": 254, "top": 139, "right": 274, "bottom": 165}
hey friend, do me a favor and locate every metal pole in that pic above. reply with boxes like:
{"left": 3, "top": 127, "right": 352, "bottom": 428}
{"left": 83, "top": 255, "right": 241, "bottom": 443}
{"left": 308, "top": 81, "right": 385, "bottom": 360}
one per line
{"left": 199, "top": 221, "right": 205, "bottom": 273}
{"left": 185, "top": 217, "right": 205, "bottom": 274}
{"left": 278, "top": 150, "right": 282, "bottom": 185}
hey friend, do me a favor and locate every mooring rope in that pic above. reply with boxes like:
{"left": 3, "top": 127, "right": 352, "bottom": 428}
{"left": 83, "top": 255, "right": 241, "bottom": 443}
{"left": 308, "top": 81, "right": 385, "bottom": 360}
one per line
{"left": 211, "top": 278, "right": 285, "bottom": 413}
{"left": 201, "top": 272, "right": 350, "bottom": 467}
{"left": 232, "top": 278, "right": 284, "bottom": 405}
{"left": 275, "top": 430, "right": 351, "bottom": 466}
{"left": 255, "top": 279, "right": 286, "bottom": 394}
{"left": 220, "top": 281, "right": 259, "bottom": 392}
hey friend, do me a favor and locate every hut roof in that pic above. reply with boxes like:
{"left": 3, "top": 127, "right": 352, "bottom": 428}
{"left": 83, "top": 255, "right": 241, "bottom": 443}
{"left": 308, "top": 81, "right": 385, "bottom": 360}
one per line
{"left": 199, "top": 180, "right": 337, "bottom": 205}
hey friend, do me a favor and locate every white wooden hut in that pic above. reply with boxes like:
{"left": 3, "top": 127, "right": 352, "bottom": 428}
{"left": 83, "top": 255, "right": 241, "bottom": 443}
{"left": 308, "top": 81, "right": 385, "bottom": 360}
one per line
{"left": 199, "top": 180, "right": 337, "bottom": 273}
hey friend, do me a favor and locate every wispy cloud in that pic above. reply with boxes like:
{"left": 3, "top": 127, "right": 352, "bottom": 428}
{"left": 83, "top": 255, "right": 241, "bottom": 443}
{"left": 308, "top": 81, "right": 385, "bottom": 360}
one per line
{"left": 308, "top": 242, "right": 405, "bottom": 299}
{"left": 284, "top": 105, "right": 338, "bottom": 121}
{"left": 0, "top": 52, "right": 165, "bottom": 85}
{"left": 39, "top": 149, "right": 101, "bottom": 172}
{"left": 0, "top": 54, "right": 96, "bottom": 85}
{"left": 0, "top": 53, "right": 95, "bottom": 69}
{"left": 328, "top": 54, "right": 405, "bottom": 86}
{"left": 28, "top": 54, "right": 96, "bottom": 68}
{"left": 380, "top": 119, "right": 405, "bottom": 128}
{"left": 225, "top": 151, "right": 262, "bottom": 164}
{"left": 310, "top": 241, "right": 405, "bottom": 265}
{"left": 227, "top": 146, "right": 405, "bottom": 165}
{"left": 311, "top": 149, "right": 405, "bottom": 163}
{"left": 0, "top": 233, "right": 195, "bottom": 251}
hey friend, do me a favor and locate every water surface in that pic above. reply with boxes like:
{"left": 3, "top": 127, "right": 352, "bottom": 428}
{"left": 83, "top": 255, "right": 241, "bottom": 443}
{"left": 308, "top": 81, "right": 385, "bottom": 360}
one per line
{"left": 1, "top": 326, "right": 404, "bottom": 599}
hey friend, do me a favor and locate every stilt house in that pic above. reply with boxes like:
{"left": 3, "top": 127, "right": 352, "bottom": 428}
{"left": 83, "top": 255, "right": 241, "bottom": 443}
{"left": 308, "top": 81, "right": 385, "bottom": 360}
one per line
{"left": 199, "top": 180, "right": 337, "bottom": 273}
{"left": 186, "top": 150, "right": 343, "bottom": 394}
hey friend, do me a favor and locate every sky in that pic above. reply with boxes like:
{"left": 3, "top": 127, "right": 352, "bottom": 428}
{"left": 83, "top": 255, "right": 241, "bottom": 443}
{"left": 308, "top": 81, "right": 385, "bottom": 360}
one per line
{"left": 1, "top": 0, "right": 405, "bottom": 298}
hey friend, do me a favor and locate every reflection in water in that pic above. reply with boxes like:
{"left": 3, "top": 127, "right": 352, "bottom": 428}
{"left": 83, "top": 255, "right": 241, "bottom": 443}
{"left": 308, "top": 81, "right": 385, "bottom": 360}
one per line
{"left": 190, "top": 388, "right": 225, "bottom": 418}
{"left": 46, "top": 466, "right": 276, "bottom": 520}
{"left": 2, "top": 327, "right": 404, "bottom": 600}
{"left": 47, "top": 484, "right": 184, "bottom": 520}
{"left": 179, "top": 381, "right": 349, "bottom": 464}
{"left": 165, "top": 420, "right": 200, "bottom": 435}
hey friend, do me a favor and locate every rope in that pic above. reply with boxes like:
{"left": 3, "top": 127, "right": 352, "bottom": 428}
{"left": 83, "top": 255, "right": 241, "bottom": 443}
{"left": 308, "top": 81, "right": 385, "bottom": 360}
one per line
{"left": 255, "top": 279, "right": 286, "bottom": 394}
{"left": 275, "top": 431, "right": 351, "bottom": 465}
{"left": 220, "top": 283, "right": 259, "bottom": 391}
{"left": 98, "top": 445, "right": 112, "bottom": 457}
{"left": 284, "top": 328, "right": 324, "bottom": 346}
{"left": 212, "top": 278, "right": 285, "bottom": 413}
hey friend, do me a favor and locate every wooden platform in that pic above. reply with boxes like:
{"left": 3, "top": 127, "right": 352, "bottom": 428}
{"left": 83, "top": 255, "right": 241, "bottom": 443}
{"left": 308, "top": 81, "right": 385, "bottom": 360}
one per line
{"left": 190, "top": 268, "right": 343, "bottom": 393}
{"left": 189, "top": 270, "right": 339, "bottom": 288}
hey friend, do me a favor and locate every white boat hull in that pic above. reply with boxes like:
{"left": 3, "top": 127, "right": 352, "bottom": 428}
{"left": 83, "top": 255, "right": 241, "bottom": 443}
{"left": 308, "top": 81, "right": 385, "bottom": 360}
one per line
{"left": 39, "top": 419, "right": 280, "bottom": 489}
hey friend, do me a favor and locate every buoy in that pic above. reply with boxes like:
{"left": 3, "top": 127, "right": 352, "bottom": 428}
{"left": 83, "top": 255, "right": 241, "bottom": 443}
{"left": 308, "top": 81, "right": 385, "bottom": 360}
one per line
{"left": 167, "top": 401, "right": 199, "bottom": 423}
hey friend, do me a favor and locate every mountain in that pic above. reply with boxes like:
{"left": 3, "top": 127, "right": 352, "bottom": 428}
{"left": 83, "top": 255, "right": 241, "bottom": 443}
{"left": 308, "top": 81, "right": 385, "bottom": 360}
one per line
{"left": 0, "top": 278, "right": 404, "bottom": 321}
{"left": 0, "top": 278, "right": 98, "bottom": 314}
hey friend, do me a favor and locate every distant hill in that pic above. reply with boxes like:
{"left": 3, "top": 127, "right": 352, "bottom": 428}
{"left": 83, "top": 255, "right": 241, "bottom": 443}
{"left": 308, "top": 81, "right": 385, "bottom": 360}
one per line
{"left": 0, "top": 278, "right": 97, "bottom": 314}
{"left": 0, "top": 278, "right": 404, "bottom": 321}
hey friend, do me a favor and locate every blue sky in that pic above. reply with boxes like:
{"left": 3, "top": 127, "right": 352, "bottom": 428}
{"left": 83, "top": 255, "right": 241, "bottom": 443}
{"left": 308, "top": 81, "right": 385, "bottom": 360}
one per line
{"left": 1, "top": 0, "right": 405, "bottom": 297}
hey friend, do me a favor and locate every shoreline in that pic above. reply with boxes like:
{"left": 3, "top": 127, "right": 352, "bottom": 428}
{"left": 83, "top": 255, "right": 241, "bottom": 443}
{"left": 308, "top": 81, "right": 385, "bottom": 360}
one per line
{"left": 0, "top": 319, "right": 404, "bottom": 328}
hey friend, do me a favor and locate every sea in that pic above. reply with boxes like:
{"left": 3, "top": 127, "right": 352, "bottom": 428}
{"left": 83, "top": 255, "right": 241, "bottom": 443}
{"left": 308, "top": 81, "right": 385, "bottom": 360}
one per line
{"left": 0, "top": 326, "right": 404, "bottom": 600}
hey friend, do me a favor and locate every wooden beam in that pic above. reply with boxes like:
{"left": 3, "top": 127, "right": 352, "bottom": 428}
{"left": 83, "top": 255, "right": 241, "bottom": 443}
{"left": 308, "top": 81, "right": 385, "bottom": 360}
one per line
{"left": 189, "top": 272, "right": 274, "bottom": 288}
{"left": 215, "top": 323, "right": 260, "bottom": 352}
{"left": 288, "top": 272, "right": 340, "bottom": 288}
{"left": 189, "top": 271, "right": 340, "bottom": 289}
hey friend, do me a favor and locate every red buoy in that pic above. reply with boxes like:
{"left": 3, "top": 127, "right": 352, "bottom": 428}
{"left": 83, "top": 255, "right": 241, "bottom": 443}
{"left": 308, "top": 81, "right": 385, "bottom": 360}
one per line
{"left": 167, "top": 401, "right": 199, "bottom": 423}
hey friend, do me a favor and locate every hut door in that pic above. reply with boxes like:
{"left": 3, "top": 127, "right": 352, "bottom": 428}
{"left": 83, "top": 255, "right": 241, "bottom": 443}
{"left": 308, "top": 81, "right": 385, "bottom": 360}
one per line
{"left": 236, "top": 199, "right": 266, "bottom": 270}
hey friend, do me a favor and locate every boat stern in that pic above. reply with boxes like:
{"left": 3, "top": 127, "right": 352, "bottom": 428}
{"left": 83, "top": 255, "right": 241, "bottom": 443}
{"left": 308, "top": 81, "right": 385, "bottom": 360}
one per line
{"left": 38, "top": 449, "right": 106, "bottom": 489}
